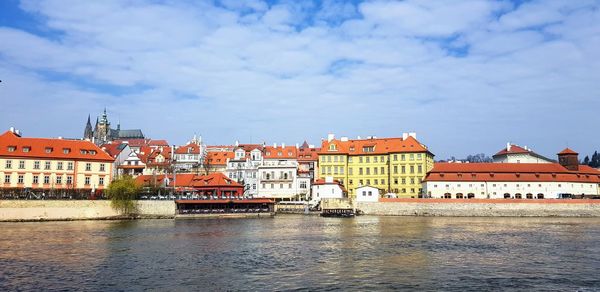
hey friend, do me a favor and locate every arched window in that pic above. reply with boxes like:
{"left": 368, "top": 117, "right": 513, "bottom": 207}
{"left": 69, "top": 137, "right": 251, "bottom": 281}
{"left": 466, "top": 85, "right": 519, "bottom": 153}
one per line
{"left": 537, "top": 193, "right": 544, "bottom": 199}
{"left": 456, "top": 193, "right": 464, "bottom": 199}
{"left": 266, "top": 173, "right": 270, "bottom": 180}
{"left": 515, "top": 193, "right": 522, "bottom": 199}
{"left": 526, "top": 193, "right": 533, "bottom": 199}
{"left": 467, "top": 193, "right": 475, "bottom": 199}
{"left": 504, "top": 193, "right": 511, "bottom": 199}
{"left": 444, "top": 193, "right": 451, "bottom": 199}
{"left": 329, "top": 144, "right": 337, "bottom": 151}
{"left": 284, "top": 173, "right": 288, "bottom": 179}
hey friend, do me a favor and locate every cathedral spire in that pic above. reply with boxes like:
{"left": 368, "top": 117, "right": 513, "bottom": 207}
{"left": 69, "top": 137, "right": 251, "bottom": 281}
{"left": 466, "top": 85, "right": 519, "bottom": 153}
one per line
{"left": 84, "top": 114, "right": 93, "bottom": 140}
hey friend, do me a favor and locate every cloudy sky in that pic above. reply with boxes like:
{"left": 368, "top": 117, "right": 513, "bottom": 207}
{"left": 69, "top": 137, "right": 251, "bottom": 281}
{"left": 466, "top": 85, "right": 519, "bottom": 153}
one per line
{"left": 0, "top": 0, "right": 599, "bottom": 159}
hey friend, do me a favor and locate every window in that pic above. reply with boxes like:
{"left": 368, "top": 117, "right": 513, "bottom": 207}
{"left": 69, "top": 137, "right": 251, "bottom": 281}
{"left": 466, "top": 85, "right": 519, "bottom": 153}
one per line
{"left": 374, "top": 156, "right": 378, "bottom": 163}
{"left": 359, "top": 157, "right": 363, "bottom": 163}
{"left": 348, "top": 157, "right": 353, "bottom": 163}
{"left": 417, "top": 153, "right": 422, "bottom": 160}
{"left": 34, "top": 161, "right": 40, "bottom": 169}
{"left": 300, "top": 181, "right": 307, "bottom": 189}
{"left": 44, "top": 176, "right": 50, "bottom": 184}
{"left": 366, "top": 179, "right": 371, "bottom": 185}
{"left": 334, "top": 156, "right": 338, "bottom": 162}
{"left": 401, "top": 154, "right": 405, "bottom": 161}
{"left": 368, "top": 191, "right": 372, "bottom": 196}
{"left": 374, "top": 168, "right": 378, "bottom": 175}
{"left": 44, "top": 161, "right": 51, "bottom": 170}
{"left": 63, "top": 148, "right": 71, "bottom": 154}
{"left": 18, "top": 160, "right": 25, "bottom": 169}
{"left": 340, "top": 156, "right": 344, "bottom": 162}
{"left": 381, "top": 179, "right": 385, "bottom": 185}
{"left": 394, "top": 154, "right": 398, "bottom": 161}
{"left": 410, "top": 154, "right": 414, "bottom": 160}
{"left": 45, "top": 147, "right": 53, "bottom": 153}
{"left": 100, "top": 164, "right": 105, "bottom": 172}
{"left": 33, "top": 175, "right": 39, "bottom": 184}
{"left": 85, "top": 163, "right": 91, "bottom": 171}
{"left": 401, "top": 166, "right": 406, "bottom": 174}
{"left": 7, "top": 146, "right": 16, "bottom": 152}
{"left": 99, "top": 177, "right": 104, "bottom": 185}
{"left": 394, "top": 166, "right": 398, "bottom": 174}
{"left": 57, "top": 162, "right": 63, "bottom": 170}
{"left": 359, "top": 168, "right": 363, "bottom": 175}
{"left": 349, "top": 168, "right": 353, "bottom": 175}
{"left": 67, "top": 162, "right": 73, "bottom": 170}
{"left": 381, "top": 167, "right": 385, "bottom": 174}
{"left": 410, "top": 166, "right": 414, "bottom": 174}
{"left": 340, "top": 167, "right": 344, "bottom": 175}
{"left": 4, "top": 174, "right": 10, "bottom": 183}
{"left": 84, "top": 177, "right": 90, "bottom": 185}
{"left": 334, "top": 166, "right": 338, "bottom": 174}
{"left": 18, "top": 175, "right": 24, "bottom": 184}
{"left": 363, "top": 146, "right": 374, "bottom": 153}
{"left": 252, "top": 184, "right": 256, "bottom": 190}
{"left": 418, "top": 165, "right": 422, "bottom": 173}
{"left": 56, "top": 176, "right": 62, "bottom": 184}
{"left": 67, "top": 176, "right": 73, "bottom": 185}
{"left": 23, "top": 147, "right": 31, "bottom": 153}
{"left": 5, "top": 160, "right": 12, "bottom": 169}
{"left": 394, "top": 178, "right": 398, "bottom": 184}
{"left": 280, "top": 183, "right": 283, "bottom": 189}
{"left": 366, "top": 168, "right": 370, "bottom": 175}
{"left": 366, "top": 157, "right": 370, "bottom": 163}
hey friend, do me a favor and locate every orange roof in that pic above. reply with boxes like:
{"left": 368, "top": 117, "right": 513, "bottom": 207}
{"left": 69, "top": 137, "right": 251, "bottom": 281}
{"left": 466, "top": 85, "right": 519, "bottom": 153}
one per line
{"left": 175, "top": 143, "right": 202, "bottom": 154}
{"left": 0, "top": 130, "right": 114, "bottom": 162}
{"left": 264, "top": 146, "right": 297, "bottom": 159}
{"left": 204, "top": 151, "right": 234, "bottom": 166}
{"left": 99, "top": 142, "right": 128, "bottom": 158}
{"left": 298, "top": 147, "right": 320, "bottom": 161}
{"left": 313, "top": 178, "right": 347, "bottom": 193}
{"left": 318, "top": 136, "right": 430, "bottom": 155}
{"left": 558, "top": 148, "right": 578, "bottom": 155}
{"left": 425, "top": 162, "right": 600, "bottom": 183}
{"left": 136, "top": 172, "right": 242, "bottom": 188}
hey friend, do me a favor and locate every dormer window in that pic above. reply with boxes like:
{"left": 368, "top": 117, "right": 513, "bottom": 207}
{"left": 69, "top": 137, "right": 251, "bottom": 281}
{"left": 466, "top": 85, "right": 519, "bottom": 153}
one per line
{"left": 80, "top": 150, "right": 87, "bottom": 154}
{"left": 63, "top": 148, "right": 71, "bottom": 154}
{"left": 23, "top": 146, "right": 31, "bottom": 153}
{"left": 349, "top": 146, "right": 355, "bottom": 152}
{"left": 363, "top": 146, "right": 374, "bottom": 153}
{"left": 278, "top": 151, "right": 282, "bottom": 156}
{"left": 90, "top": 150, "right": 96, "bottom": 155}
{"left": 7, "top": 146, "right": 16, "bottom": 152}
{"left": 329, "top": 144, "right": 337, "bottom": 151}
{"left": 288, "top": 152, "right": 292, "bottom": 156}
{"left": 45, "top": 147, "right": 53, "bottom": 153}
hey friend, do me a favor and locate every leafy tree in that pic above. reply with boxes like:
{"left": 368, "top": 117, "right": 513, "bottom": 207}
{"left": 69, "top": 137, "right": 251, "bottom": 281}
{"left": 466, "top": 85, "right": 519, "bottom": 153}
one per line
{"left": 583, "top": 155, "right": 590, "bottom": 165}
{"left": 107, "top": 175, "right": 139, "bottom": 216}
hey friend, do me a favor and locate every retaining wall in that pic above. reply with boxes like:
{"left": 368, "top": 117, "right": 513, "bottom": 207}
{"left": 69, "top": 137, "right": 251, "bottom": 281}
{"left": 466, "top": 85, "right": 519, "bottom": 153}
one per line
{"left": 0, "top": 200, "right": 175, "bottom": 221}
{"left": 358, "top": 199, "right": 600, "bottom": 217}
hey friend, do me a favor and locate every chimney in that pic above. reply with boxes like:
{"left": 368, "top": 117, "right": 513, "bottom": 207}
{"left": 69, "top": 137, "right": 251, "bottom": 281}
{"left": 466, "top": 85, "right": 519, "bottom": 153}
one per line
{"left": 408, "top": 132, "right": 416, "bottom": 139}
{"left": 273, "top": 143, "right": 277, "bottom": 148}
{"left": 282, "top": 143, "right": 285, "bottom": 148}
{"left": 9, "top": 127, "right": 15, "bottom": 133}
{"left": 402, "top": 133, "right": 408, "bottom": 140}
{"left": 15, "top": 129, "right": 21, "bottom": 137}
{"left": 327, "top": 133, "right": 335, "bottom": 142}
{"left": 507, "top": 142, "right": 511, "bottom": 152}
{"left": 341, "top": 136, "right": 348, "bottom": 142}
{"left": 235, "top": 140, "right": 239, "bottom": 147}
{"left": 357, "top": 136, "right": 361, "bottom": 139}
{"left": 296, "top": 143, "right": 299, "bottom": 149}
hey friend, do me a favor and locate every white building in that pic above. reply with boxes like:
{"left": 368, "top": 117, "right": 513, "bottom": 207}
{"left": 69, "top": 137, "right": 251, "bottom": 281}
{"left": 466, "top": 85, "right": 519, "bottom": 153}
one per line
{"left": 256, "top": 144, "right": 310, "bottom": 201}
{"left": 226, "top": 143, "right": 263, "bottom": 196}
{"left": 356, "top": 185, "right": 380, "bottom": 202}
{"left": 424, "top": 149, "right": 600, "bottom": 199}
{"left": 174, "top": 135, "right": 205, "bottom": 171}
{"left": 310, "top": 177, "right": 346, "bottom": 205}
{"left": 493, "top": 143, "right": 553, "bottom": 163}
{"left": 100, "top": 142, "right": 132, "bottom": 178}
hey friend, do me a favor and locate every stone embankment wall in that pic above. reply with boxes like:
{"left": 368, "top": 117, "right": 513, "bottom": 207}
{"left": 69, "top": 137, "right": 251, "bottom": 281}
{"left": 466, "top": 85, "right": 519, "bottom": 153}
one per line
{"left": 0, "top": 200, "right": 175, "bottom": 221}
{"left": 358, "top": 198, "right": 600, "bottom": 217}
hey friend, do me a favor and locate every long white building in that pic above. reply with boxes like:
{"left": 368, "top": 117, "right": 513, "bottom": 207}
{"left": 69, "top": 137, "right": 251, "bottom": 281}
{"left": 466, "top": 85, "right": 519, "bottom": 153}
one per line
{"left": 424, "top": 148, "right": 600, "bottom": 199}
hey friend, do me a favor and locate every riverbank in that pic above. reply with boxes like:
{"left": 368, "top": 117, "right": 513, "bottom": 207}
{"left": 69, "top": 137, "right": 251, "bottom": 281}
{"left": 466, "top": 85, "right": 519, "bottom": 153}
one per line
{"left": 358, "top": 198, "right": 600, "bottom": 217}
{"left": 0, "top": 200, "right": 175, "bottom": 222}
{"left": 4, "top": 199, "right": 600, "bottom": 221}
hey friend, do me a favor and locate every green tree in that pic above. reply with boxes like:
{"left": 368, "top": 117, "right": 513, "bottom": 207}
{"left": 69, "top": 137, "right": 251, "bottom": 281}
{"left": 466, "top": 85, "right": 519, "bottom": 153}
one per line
{"left": 107, "top": 175, "right": 139, "bottom": 216}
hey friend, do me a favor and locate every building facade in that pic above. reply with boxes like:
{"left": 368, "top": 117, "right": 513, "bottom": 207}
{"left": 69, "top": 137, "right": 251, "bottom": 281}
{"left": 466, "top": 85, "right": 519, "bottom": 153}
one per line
{"left": 226, "top": 144, "right": 263, "bottom": 196}
{"left": 174, "top": 135, "right": 205, "bottom": 172}
{"left": 318, "top": 133, "right": 434, "bottom": 199}
{"left": 423, "top": 149, "right": 600, "bottom": 199}
{"left": 0, "top": 129, "right": 114, "bottom": 195}
{"left": 256, "top": 144, "right": 310, "bottom": 200}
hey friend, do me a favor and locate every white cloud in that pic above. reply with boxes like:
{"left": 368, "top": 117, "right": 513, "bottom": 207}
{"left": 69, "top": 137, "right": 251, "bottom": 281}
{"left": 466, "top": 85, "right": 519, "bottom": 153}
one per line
{"left": 0, "top": 0, "right": 599, "bottom": 158}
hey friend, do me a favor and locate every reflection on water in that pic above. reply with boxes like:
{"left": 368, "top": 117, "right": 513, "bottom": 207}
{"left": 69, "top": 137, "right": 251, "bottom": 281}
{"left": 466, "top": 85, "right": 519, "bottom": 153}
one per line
{"left": 1, "top": 216, "right": 600, "bottom": 291}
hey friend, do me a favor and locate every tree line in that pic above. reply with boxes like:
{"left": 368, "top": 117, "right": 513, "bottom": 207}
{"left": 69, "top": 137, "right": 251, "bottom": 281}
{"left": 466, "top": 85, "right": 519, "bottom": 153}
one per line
{"left": 582, "top": 151, "right": 600, "bottom": 168}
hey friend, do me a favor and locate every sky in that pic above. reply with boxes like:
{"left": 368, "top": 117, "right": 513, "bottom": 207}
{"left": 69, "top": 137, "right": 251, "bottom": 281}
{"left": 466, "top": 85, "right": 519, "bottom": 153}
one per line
{"left": 0, "top": 0, "right": 599, "bottom": 160}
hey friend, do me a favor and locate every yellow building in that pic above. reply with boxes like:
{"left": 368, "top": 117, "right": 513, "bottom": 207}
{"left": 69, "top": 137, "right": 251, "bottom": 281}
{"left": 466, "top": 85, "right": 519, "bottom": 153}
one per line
{"left": 318, "top": 134, "right": 434, "bottom": 198}
{"left": 0, "top": 129, "right": 114, "bottom": 195}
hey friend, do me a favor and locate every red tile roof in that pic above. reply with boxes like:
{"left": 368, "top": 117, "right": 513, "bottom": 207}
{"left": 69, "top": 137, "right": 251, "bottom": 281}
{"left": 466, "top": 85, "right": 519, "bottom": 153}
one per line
{"left": 136, "top": 172, "right": 242, "bottom": 188}
{"left": 264, "top": 146, "right": 297, "bottom": 159}
{"left": 425, "top": 162, "right": 600, "bottom": 183}
{"left": 558, "top": 148, "right": 578, "bottom": 155}
{"left": 204, "top": 151, "right": 234, "bottom": 166}
{"left": 99, "top": 142, "right": 127, "bottom": 158}
{"left": 319, "top": 136, "right": 430, "bottom": 155}
{"left": 175, "top": 143, "right": 202, "bottom": 154}
{"left": 297, "top": 147, "right": 320, "bottom": 161}
{"left": 494, "top": 144, "right": 530, "bottom": 156}
{"left": 313, "top": 178, "right": 347, "bottom": 193}
{"left": 0, "top": 131, "right": 114, "bottom": 162}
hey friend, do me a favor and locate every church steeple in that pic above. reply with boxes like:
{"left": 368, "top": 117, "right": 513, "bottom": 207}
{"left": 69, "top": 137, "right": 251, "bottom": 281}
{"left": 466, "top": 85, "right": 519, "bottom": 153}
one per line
{"left": 83, "top": 114, "right": 93, "bottom": 140}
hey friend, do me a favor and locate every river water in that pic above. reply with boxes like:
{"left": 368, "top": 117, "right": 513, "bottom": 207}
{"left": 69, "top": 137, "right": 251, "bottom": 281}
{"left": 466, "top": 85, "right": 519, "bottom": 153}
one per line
{"left": 1, "top": 216, "right": 600, "bottom": 291}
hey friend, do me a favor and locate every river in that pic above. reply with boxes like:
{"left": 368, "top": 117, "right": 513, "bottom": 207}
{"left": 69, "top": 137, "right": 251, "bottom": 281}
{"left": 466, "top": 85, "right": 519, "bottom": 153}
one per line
{"left": 1, "top": 216, "right": 599, "bottom": 291}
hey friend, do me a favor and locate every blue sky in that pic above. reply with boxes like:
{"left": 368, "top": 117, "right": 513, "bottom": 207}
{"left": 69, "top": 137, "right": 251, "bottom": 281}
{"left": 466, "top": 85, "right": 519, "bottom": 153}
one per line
{"left": 0, "top": 0, "right": 599, "bottom": 160}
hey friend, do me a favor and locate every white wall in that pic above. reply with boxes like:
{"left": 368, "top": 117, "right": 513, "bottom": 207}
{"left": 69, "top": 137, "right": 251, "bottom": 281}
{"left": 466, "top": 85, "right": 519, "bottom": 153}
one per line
{"left": 424, "top": 180, "right": 600, "bottom": 199}
{"left": 356, "top": 186, "right": 380, "bottom": 202}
